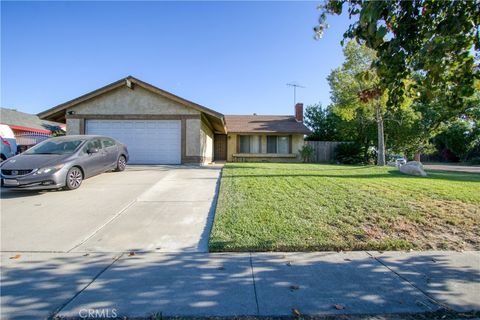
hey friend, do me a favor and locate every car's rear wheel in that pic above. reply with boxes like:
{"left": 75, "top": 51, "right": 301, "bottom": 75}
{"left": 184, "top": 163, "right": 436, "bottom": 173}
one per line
{"left": 115, "top": 155, "right": 127, "bottom": 172}
{"left": 65, "top": 167, "right": 83, "bottom": 190}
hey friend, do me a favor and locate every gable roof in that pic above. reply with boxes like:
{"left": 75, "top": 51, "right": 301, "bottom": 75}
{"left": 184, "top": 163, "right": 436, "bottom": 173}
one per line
{"left": 224, "top": 115, "right": 311, "bottom": 134}
{"left": 1, "top": 108, "right": 64, "bottom": 134}
{"left": 37, "top": 76, "right": 227, "bottom": 133}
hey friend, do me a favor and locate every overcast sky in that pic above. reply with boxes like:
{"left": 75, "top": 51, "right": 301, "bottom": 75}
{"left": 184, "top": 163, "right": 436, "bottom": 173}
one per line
{"left": 1, "top": 1, "right": 353, "bottom": 116}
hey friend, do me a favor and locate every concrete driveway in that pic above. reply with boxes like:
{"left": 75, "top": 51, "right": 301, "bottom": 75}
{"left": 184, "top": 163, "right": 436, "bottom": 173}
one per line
{"left": 0, "top": 165, "right": 222, "bottom": 253}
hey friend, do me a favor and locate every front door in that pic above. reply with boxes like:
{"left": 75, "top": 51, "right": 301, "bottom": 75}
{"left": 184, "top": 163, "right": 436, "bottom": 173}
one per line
{"left": 214, "top": 134, "right": 227, "bottom": 161}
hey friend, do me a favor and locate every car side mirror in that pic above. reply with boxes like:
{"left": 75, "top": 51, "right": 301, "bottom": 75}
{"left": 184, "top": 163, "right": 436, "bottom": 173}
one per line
{"left": 87, "top": 148, "right": 99, "bottom": 154}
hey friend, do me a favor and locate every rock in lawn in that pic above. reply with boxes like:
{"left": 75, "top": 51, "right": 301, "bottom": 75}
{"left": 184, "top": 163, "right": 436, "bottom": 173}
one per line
{"left": 399, "top": 161, "right": 427, "bottom": 177}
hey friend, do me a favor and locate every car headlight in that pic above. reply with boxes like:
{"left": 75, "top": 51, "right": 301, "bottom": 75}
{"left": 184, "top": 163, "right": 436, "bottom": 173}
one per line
{"left": 35, "top": 164, "right": 64, "bottom": 175}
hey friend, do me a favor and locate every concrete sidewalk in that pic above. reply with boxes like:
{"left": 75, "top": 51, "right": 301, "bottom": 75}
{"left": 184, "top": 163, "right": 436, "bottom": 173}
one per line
{"left": 1, "top": 251, "right": 478, "bottom": 319}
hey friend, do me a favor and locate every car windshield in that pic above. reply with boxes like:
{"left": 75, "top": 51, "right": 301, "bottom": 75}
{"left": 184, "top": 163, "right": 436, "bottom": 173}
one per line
{"left": 24, "top": 139, "right": 84, "bottom": 155}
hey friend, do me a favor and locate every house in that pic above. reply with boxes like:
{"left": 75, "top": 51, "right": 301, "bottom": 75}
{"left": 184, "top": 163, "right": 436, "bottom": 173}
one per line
{"left": 223, "top": 112, "right": 310, "bottom": 162}
{"left": 38, "top": 76, "right": 310, "bottom": 164}
{"left": 0, "top": 108, "right": 65, "bottom": 152}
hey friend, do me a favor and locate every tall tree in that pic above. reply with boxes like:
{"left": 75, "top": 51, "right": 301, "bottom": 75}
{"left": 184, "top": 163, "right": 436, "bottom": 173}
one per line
{"left": 328, "top": 41, "right": 389, "bottom": 165}
{"left": 315, "top": 0, "right": 479, "bottom": 111}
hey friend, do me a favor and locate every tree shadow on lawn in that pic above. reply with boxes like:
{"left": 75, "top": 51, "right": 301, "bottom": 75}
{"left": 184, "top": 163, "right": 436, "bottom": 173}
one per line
{"left": 1, "top": 251, "right": 478, "bottom": 319}
{"left": 222, "top": 170, "right": 480, "bottom": 183}
{"left": 226, "top": 164, "right": 378, "bottom": 171}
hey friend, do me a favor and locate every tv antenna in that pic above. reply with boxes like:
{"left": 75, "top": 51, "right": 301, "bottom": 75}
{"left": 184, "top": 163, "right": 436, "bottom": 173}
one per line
{"left": 287, "top": 82, "right": 305, "bottom": 105}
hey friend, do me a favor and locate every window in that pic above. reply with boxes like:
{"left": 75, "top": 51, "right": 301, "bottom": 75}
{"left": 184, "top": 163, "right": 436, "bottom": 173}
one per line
{"left": 267, "top": 136, "right": 277, "bottom": 153}
{"left": 239, "top": 136, "right": 250, "bottom": 153}
{"left": 102, "top": 138, "right": 116, "bottom": 148}
{"left": 83, "top": 139, "right": 103, "bottom": 153}
{"left": 267, "top": 136, "right": 290, "bottom": 154}
{"left": 278, "top": 136, "right": 289, "bottom": 154}
{"left": 239, "top": 135, "right": 260, "bottom": 153}
{"left": 24, "top": 139, "right": 83, "bottom": 155}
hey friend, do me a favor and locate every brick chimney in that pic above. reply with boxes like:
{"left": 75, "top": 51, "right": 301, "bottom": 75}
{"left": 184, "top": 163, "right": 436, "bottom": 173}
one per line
{"left": 295, "top": 103, "right": 304, "bottom": 122}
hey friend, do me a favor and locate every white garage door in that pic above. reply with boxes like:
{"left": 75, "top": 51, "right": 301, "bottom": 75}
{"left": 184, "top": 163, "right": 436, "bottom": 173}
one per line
{"left": 86, "top": 120, "right": 181, "bottom": 164}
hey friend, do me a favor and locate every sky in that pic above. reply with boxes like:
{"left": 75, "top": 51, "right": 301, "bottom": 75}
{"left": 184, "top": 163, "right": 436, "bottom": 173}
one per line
{"left": 1, "top": 1, "right": 353, "bottom": 116}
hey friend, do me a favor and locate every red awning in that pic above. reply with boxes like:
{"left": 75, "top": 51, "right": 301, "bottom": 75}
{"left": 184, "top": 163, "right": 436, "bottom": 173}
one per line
{"left": 6, "top": 124, "right": 52, "bottom": 134}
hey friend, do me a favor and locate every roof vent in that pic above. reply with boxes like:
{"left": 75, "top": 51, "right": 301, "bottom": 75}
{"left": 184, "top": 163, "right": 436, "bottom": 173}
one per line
{"left": 126, "top": 79, "right": 134, "bottom": 90}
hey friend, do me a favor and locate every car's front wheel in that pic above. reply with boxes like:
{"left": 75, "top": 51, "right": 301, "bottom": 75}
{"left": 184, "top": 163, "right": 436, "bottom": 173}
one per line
{"left": 115, "top": 155, "right": 127, "bottom": 172}
{"left": 65, "top": 167, "right": 83, "bottom": 190}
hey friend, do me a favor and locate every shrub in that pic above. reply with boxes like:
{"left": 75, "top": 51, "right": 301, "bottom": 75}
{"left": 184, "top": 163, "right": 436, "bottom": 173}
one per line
{"left": 335, "top": 143, "right": 364, "bottom": 164}
{"left": 299, "top": 144, "right": 315, "bottom": 163}
{"left": 469, "top": 157, "right": 480, "bottom": 165}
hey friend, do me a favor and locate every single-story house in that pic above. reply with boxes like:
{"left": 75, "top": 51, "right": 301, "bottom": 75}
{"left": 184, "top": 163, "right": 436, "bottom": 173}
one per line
{"left": 224, "top": 114, "right": 310, "bottom": 162}
{"left": 38, "top": 76, "right": 310, "bottom": 164}
{"left": 0, "top": 107, "right": 65, "bottom": 152}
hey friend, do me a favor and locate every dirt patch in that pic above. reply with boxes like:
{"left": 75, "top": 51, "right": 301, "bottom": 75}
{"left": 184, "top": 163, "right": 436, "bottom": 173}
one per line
{"left": 403, "top": 199, "right": 480, "bottom": 250}
{"left": 354, "top": 199, "right": 480, "bottom": 251}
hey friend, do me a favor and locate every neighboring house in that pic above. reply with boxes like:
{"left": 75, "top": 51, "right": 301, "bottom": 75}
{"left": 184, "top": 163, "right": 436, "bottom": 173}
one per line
{"left": 38, "top": 76, "right": 311, "bottom": 164}
{"left": 0, "top": 108, "right": 65, "bottom": 152}
{"left": 223, "top": 111, "right": 310, "bottom": 162}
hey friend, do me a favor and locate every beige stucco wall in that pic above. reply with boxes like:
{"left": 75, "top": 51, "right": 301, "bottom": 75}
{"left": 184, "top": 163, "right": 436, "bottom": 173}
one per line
{"left": 226, "top": 133, "right": 305, "bottom": 162}
{"left": 292, "top": 134, "right": 306, "bottom": 159}
{"left": 227, "top": 134, "right": 237, "bottom": 162}
{"left": 186, "top": 119, "right": 201, "bottom": 157}
{"left": 68, "top": 86, "right": 200, "bottom": 116}
{"left": 66, "top": 118, "right": 80, "bottom": 135}
{"left": 200, "top": 119, "right": 214, "bottom": 164}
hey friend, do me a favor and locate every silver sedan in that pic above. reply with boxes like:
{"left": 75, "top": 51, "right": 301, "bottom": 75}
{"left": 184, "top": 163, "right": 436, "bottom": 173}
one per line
{"left": 0, "top": 135, "right": 129, "bottom": 190}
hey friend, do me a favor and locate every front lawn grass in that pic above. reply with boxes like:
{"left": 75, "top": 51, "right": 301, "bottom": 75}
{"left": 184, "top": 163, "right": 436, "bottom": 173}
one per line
{"left": 209, "top": 163, "right": 480, "bottom": 252}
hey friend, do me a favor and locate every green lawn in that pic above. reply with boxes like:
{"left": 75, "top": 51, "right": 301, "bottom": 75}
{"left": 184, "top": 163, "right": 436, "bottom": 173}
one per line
{"left": 209, "top": 163, "right": 480, "bottom": 252}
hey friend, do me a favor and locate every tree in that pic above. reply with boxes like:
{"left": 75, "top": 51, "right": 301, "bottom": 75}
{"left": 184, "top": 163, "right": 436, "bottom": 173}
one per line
{"left": 304, "top": 103, "right": 343, "bottom": 141}
{"left": 304, "top": 102, "right": 377, "bottom": 162}
{"left": 315, "top": 0, "right": 479, "bottom": 112}
{"left": 327, "top": 41, "right": 390, "bottom": 165}
{"left": 435, "top": 119, "right": 480, "bottom": 162}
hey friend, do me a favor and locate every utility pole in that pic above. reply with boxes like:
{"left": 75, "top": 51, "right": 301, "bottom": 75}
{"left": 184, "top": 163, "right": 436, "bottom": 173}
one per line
{"left": 287, "top": 82, "right": 305, "bottom": 105}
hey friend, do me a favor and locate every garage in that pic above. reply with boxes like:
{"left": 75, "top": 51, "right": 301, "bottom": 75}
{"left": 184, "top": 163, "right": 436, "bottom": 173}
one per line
{"left": 86, "top": 119, "right": 181, "bottom": 164}
{"left": 37, "top": 76, "right": 227, "bottom": 164}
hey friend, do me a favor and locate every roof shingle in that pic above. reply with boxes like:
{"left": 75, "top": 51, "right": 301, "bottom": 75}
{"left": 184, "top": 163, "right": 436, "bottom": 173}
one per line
{"left": 224, "top": 115, "right": 311, "bottom": 134}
